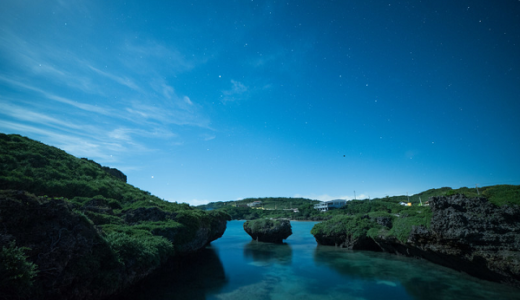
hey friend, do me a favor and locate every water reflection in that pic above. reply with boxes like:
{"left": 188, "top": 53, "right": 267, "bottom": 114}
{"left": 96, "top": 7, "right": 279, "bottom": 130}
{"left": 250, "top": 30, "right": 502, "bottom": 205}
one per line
{"left": 109, "top": 246, "right": 228, "bottom": 300}
{"left": 243, "top": 240, "right": 293, "bottom": 266}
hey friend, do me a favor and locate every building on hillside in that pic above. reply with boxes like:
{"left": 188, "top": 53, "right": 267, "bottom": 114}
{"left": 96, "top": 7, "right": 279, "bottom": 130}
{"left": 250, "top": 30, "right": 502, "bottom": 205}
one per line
{"left": 399, "top": 202, "right": 412, "bottom": 206}
{"left": 247, "top": 201, "right": 262, "bottom": 207}
{"left": 314, "top": 199, "right": 347, "bottom": 212}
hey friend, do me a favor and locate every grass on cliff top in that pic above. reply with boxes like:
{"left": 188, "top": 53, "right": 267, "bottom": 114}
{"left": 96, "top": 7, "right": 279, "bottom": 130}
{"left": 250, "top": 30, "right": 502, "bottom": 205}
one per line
{"left": 311, "top": 205, "right": 432, "bottom": 244}
{"left": 244, "top": 219, "right": 283, "bottom": 232}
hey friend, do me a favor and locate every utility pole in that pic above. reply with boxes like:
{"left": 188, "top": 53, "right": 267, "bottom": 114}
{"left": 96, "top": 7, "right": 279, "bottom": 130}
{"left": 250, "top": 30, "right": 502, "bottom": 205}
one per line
{"left": 476, "top": 184, "right": 480, "bottom": 195}
{"left": 354, "top": 190, "right": 356, "bottom": 200}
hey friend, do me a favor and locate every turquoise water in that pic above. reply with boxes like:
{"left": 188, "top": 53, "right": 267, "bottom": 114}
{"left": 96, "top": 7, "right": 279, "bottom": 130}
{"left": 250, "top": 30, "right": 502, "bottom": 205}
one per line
{"left": 114, "top": 221, "right": 520, "bottom": 300}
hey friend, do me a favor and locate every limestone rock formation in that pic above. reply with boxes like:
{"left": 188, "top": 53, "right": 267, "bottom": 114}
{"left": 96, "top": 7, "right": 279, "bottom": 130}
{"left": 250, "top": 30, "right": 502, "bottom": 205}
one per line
{"left": 0, "top": 190, "right": 231, "bottom": 299}
{"left": 312, "top": 194, "right": 520, "bottom": 288}
{"left": 243, "top": 219, "right": 292, "bottom": 243}
{"left": 378, "top": 194, "right": 520, "bottom": 287}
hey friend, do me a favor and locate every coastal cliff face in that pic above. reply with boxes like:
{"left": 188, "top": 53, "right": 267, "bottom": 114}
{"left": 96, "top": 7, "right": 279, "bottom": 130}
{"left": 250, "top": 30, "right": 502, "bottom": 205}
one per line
{"left": 243, "top": 219, "right": 292, "bottom": 243}
{"left": 378, "top": 195, "right": 520, "bottom": 287}
{"left": 312, "top": 195, "right": 520, "bottom": 288}
{"left": 0, "top": 190, "right": 230, "bottom": 300}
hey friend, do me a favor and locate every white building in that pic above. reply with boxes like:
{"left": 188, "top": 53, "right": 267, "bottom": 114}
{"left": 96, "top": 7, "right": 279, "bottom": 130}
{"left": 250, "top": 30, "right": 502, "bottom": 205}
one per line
{"left": 247, "top": 201, "right": 262, "bottom": 207}
{"left": 314, "top": 199, "right": 347, "bottom": 212}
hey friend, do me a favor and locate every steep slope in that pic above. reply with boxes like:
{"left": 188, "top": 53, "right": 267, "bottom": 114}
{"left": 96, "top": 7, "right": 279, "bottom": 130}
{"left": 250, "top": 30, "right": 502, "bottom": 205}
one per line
{"left": 0, "top": 133, "right": 230, "bottom": 300}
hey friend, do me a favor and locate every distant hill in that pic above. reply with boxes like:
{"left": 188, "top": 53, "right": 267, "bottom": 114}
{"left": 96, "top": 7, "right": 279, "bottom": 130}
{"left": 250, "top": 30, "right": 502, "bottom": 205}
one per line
{"left": 197, "top": 185, "right": 520, "bottom": 221}
{"left": 197, "top": 197, "right": 320, "bottom": 210}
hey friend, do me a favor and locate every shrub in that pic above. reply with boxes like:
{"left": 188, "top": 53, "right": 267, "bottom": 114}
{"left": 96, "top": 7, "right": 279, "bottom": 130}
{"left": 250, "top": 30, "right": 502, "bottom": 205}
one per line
{"left": 0, "top": 241, "right": 39, "bottom": 299}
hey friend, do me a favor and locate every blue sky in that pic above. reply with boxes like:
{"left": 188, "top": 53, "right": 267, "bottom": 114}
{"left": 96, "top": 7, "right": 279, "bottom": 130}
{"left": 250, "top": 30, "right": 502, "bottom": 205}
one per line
{"left": 1, "top": 0, "right": 519, "bottom": 205}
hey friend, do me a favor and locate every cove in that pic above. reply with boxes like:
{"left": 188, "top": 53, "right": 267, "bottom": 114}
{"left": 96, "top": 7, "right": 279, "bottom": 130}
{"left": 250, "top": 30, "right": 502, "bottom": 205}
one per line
{"left": 111, "top": 221, "right": 520, "bottom": 300}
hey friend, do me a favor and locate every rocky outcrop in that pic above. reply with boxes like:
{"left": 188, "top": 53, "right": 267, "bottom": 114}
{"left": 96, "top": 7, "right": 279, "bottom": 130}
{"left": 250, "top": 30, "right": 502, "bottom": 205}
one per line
{"left": 311, "top": 215, "right": 382, "bottom": 251}
{"left": 313, "top": 232, "right": 381, "bottom": 251}
{"left": 381, "top": 194, "right": 520, "bottom": 288}
{"left": 0, "top": 190, "right": 231, "bottom": 299}
{"left": 0, "top": 190, "right": 123, "bottom": 300}
{"left": 312, "top": 194, "right": 520, "bottom": 288}
{"left": 243, "top": 219, "right": 292, "bottom": 243}
{"left": 121, "top": 208, "right": 229, "bottom": 255}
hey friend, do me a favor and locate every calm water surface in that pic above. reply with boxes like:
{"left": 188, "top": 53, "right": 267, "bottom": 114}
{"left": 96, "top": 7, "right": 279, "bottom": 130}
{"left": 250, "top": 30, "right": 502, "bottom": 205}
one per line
{"left": 116, "top": 221, "right": 520, "bottom": 300}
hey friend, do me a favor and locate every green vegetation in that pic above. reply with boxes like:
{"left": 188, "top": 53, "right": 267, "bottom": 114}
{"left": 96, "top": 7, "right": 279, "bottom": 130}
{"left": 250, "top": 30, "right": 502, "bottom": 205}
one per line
{"left": 0, "top": 133, "right": 231, "bottom": 299}
{"left": 198, "top": 197, "right": 333, "bottom": 220}
{"left": 311, "top": 204, "right": 432, "bottom": 243}
{"left": 200, "top": 184, "right": 519, "bottom": 226}
{"left": 0, "top": 241, "right": 39, "bottom": 300}
{"left": 310, "top": 185, "right": 520, "bottom": 245}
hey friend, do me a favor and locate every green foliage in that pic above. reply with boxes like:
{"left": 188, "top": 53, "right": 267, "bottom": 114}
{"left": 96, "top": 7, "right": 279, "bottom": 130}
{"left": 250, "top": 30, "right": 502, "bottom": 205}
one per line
{"left": 388, "top": 207, "right": 432, "bottom": 242}
{"left": 481, "top": 185, "right": 520, "bottom": 206}
{"left": 244, "top": 219, "right": 282, "bottom": 233}
{"left": 83, "top": 211, "right": 124, "bottom": 225}
{"left": 311, "top": 215, "right": 381, "bottom": 240}
{"left": 0, "top": 133, "right": 179, "bottom": 209}
{"left": 0, "top": 133, "right": 235, "bottom": 297}
{"left": 0, "top": 241, "right": 39, "bottom": 299}
{"left": 105, "top": 232, "right": 174, "bottom": 272}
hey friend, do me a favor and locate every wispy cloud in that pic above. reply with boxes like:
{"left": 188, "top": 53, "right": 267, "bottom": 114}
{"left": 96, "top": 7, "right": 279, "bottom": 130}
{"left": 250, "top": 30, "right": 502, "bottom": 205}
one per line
{"left": 0, "top": 120, "right": 116, "bottom": 161}
{"left": 0, "top": 76, "right": 112, "bottom": 115}
{"left": 88, "top": 65, "right": 141, "bottom": 91}
{"left": 0, "top": 26, "right": 212, "bottom": 163}
{"left": 221, "top": 80, "right": 248, "bottom": 102}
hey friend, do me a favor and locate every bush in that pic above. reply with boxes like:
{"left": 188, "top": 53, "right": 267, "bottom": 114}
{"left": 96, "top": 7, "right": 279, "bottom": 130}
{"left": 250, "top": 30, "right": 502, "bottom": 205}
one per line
{"left": 0, "top": 241, "right": 39, "bottom": 299}
{"left": 105, "top": 232, "right": 174, "bottom": 272}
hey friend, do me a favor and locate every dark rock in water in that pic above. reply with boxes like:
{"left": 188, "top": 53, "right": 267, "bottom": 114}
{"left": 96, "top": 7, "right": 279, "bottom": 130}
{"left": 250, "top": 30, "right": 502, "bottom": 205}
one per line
{"left": 314, "top": 232, "right": 381, "bottom": 251}
{"left": 311, "top": 216, "right": 382, "bottom": 251}
{"left": 123, "top": 208, "right": 229, "bottom": 255}
{"left": 243, "top": 219, "right": 292, "bottom": 243}
{"left": 375, "top": 195, "right": 520, "bottom": 288}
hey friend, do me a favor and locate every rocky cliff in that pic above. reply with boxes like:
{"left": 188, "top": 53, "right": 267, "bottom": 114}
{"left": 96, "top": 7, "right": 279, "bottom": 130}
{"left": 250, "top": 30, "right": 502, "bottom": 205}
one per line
{"left": 0, "top": 190, "right": 230, "bottom": 300}
{"left": 243, "top": 219, "right": 292, "bottom": 243}
{"left": 312, "top": 194, "right": 520, "bottom": 288}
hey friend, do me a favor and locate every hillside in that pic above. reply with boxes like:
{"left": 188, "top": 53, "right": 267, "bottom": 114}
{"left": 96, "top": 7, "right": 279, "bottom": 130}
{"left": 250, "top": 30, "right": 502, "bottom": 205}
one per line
{"left": 0, "top": 133, "right": 230, "bottom": 300}
{"left": 197, "top": 185, "right": 520, "bottom": 221}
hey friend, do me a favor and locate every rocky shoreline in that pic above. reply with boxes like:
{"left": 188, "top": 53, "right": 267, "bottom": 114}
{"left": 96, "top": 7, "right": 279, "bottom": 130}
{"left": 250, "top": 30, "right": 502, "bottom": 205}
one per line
{"left": 312, "top": 194, "right": 520, "bottom": 288}
{"left": 0, "top": 190, "right": 229, "bottom": 300}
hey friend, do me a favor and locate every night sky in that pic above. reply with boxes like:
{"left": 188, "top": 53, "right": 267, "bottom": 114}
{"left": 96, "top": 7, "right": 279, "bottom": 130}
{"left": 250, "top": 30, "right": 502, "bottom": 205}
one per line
{"left": 1, "top": 0, "right": 519, "bottom": 204}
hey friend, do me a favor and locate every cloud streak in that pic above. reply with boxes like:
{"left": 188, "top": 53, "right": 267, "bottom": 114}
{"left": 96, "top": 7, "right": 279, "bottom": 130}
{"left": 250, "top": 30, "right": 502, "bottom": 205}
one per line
{"left": 221, "top": 80, "right": 248, "bottom": 102}
{"left": 0, "top": 28, "right": 213, "bottom": 162}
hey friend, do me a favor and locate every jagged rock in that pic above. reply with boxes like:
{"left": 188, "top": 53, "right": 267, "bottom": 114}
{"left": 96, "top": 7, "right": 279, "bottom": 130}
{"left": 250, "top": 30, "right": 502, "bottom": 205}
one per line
{"left": 376, "top": 195, "right": 520, "bottom": 288}
{"left": 0, "top": 191, "right": 232, "bottom": 299}
{"left": 243, "top": 219, "right": 292, "bottom": 243}
{"left": 174, "top": 211, "right": 230, "bottom": 254}
{"left": 0, "top": 190, "right": 123, "bottom": 300}
{"left": 310, "top": 194, "right": 520, "bottom": 288}
{"left": 374, "top": 216, "right": 393, "bottom": 228}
